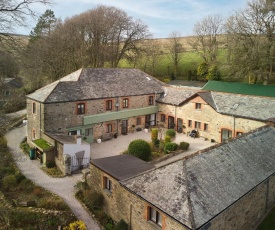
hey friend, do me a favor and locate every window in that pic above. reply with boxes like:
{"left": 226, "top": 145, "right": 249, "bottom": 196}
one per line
{"left": 195, "top": 103, "right": 201, "bottom": 110}
{"left": 221, "top": 129, "right": 232, "bottom": 142}
{"left": 107, "top": 124, "right": 112, "bottom": 133}
{"left": 149, "top": 207, "right": 162, "bottom": 227}
{"left": 77, "top": 103, "right": 85, "bottom": 114}
{"left": 188, "top": 120, "right": 192, "bottom": 128}
{"left": 85, "top": 128, "right": 92, "bottom": 136}
{"left": 204, "top": 123, "right": 208, "bottom": 131}
{"left": 68, "top": 130, "right": 77, "bottom": 135}
{"left": 123, "top": 98, "right": 129, "bottom": 108}
{"left": 136, "top": 117, "right": 141, "bottom": 125}
{"left": 195, "top": 121, "right": 201, "bottom": 129}
{"left": 106, "top": 100, "right": 112, "bottom": 111}
{"left": 160, "top": 114, "right": 165, "bottom": 122}
{"left": 32, "top": 102, "right": 36, "bottom": 114}
{"left": 103, "top": 176, "right": 112, "bottom": 192}
{"left": 149, "top": 96, "right": 154, "bottom": 105}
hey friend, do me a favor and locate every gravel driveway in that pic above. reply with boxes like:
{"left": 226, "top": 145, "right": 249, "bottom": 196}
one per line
{"left": 5, "top": 125, "right": 100, "bottom": 230}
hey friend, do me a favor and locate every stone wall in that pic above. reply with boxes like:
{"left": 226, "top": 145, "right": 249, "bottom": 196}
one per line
{"left": 26, "top": 99, "right": 45, "bottom": 145}
{"left": 158, "top": 95, "right": 265, "bottom": 143}
{"left": 89, "top": 164, "right": 189, "bottom": 230}
{"left": 201, "top": 174, "right": 275, "bottom": 230}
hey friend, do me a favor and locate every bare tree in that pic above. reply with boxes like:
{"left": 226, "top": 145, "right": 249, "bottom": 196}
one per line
{"left": 0, "top": 0, "right": 52, "bottom": 50}
{"left": 225, "top": 0, "right": 275, "bottom": 84}
{"left": 167, "top": 31, "right": 184, "bottom": 78}
{"left": 191, "top": 14, "right": 224, "bottom": 65}
{"left": 134, "top": 39, "right": 163, "bottom": 76}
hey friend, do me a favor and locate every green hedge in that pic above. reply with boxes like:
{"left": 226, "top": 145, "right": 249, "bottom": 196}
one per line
{"left": 128, "top": 139, "right": 152, "bottom": 161}
{"left": 166, "top": 129, "right": 176, "bottom": 138}
{"left": 151, "top": 128, "right": 158, "bottom": 143}
{"left": 179, "top": 141, "right": 190, "bottom": 150}
{"left": 164, "top": 142, "right": 178, "bottom": 154}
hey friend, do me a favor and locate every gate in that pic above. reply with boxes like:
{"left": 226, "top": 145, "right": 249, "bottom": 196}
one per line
{"left": 71, "top": 156, "right": 91, "bottom": 173}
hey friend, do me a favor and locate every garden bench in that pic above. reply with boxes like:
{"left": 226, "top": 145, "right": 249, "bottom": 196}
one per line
{"left": 102, "top": 133, "right": 113, "bottom": 141}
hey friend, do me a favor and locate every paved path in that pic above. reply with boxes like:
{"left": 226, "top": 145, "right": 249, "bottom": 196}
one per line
{"left": 91, "top": 129, "right": 215, "bottom": 161}
{"left": 5, "top": 125, "right": 100, "bottom": 230}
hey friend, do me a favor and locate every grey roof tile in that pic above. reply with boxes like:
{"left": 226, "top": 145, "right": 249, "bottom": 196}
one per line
{"left": 91, "top": 154, "right": 154, "bottom": 181}
{"left": 157, "top": 86, "right": 199, "bottom": 105}
{"left": 211, "top": 92, "right": 275, "bottom": 121}
{"left": 122, "top": 160, "right": 193, "bottom": 228}
{"left": 122, "top": 125, "right": 275, "bottom": 228}
{"left": 186, "top": 126, "right": 275, "bottom": 228}
{"left": 27, "top": 68, "right": 166, "bottom": 103}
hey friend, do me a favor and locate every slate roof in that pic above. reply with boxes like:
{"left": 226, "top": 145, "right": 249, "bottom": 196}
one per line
{"left": 91, "top": 154, "right": 154, "bottom": 181}
{"left": 202, "top": 81, "right": 275, "bottom": 98}
{"left": 27, "top": 68, "right": 166, "bottom": 103}
{"left": 157, "top": 86, "right": 199, "bottom": 106}
{"left": 45, "top": 132, "right": 89, "bottom": 145}
{"left": 206, "top": 92, "right": 275, "bottom": 121}
{"left": 121, "top": 125, "right": 275, "bottom": 229}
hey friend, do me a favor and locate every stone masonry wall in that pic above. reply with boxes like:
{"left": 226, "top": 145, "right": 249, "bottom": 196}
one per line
{"left": 41, "top": 94, "right": 155, "bottom": 136}
{"left": 26, "top": 99, "right": 45, "bottom": 145}
{"left": 158, "top": 95, "right": 265, "bottom": 143}
{"left": 89, "top": 164, "right": 189, "bottom": 230}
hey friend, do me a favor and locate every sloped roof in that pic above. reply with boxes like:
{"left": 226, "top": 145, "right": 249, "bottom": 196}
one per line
{"left": 157, "top": 86, "right": 199, "bottom": 106}
{"left": 44, "top": 132, "right": 89, "bottom": 145}
{"left": 202, "top": 81, "right": 275, "bottom": 98}
{"left": 208, "top": 92, "right": 275, "bottom": 121}
{"left": 27, "top": 68, "right": 166, "bottom": 103}
{"left": 91, "top": 154, "right": 154, "bottom": 181}
{"left": 122, "top": 125, "right": 275, "bottom": 229}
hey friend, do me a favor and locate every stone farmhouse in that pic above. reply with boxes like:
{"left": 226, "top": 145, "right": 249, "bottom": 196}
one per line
{"left": 26, "top": 68, "right": 275, "bottom": 170}
{"left": 89, "top": 124, "right": 275, "bottom": 230}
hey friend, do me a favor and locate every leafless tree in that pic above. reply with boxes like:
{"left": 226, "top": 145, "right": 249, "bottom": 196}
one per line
{"left": 167, "top": 31, "right": 184, "bottom": 78}
{"left": 225, "top": 0, "right": 275, "bottom": 84}
{"left": 0, "top": 0, "right": 52, "bottom": 50}
{"left": 191, "top": 14, "right": 224, "bottom": 65}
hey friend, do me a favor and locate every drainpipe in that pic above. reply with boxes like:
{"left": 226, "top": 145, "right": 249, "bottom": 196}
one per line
{"left": 116, "top": 97, "right": 119, "bottom": 135}
{"left": 40, "top": 103, "right": 42, "bottom": 138}
{"left": 233, "top": 115, "right": 235, "bottom": 138}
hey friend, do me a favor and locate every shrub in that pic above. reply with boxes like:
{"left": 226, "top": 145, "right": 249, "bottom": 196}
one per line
{"left": 0, "top": 137, "right": 7, "bottom": 151}
{"left": 32, "top": 186, "right": 43, "bottom": 198}
{"left": 179, "top": 141, "right": 190, "bottom": 150}
{"left": 15, "top": 172, "right": 26, "bottom": 183}
{"left": 164, "top": 142, "right": 178, "bottom": 154}
{"left": 18, "top": 178, "right": 35, "bottom": 191}
{"left": 84, "top": 191, "right": 104, "bottom": 211}
{"left": 151, "top": 128, "right": 158, "bottom": 142}
{"left": 164, "top": 135, "right": 171, "bottom": 144}
{"left": 39, "top": 197, "right": 68, "bottom": 210}
{"left": 114, "top": 219, "right": 128, "bottom": 230}
{"left": 46, "top": 161, "right": 55, "bottom": 168}
{"left": 128, "top": 139, "right": 152, "bottom": 161}
{"left": 154, "top": 139, "right": 160, "bottom": 147}
{"left": 166, "top": 129, "right": 176, "bottom": 138}
{"left": 64, "top": 220, "right": 87, "bottom": 230}
{"left": 2, "top": 174, "right": 17, "bottom": 191}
